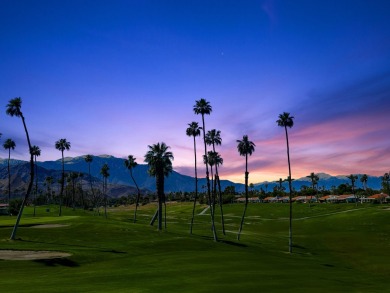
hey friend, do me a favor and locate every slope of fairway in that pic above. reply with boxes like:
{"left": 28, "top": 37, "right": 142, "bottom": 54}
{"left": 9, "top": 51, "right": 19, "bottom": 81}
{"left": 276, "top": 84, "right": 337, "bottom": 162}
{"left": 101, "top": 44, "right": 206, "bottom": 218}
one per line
{"left": 0, "top": 203, "right": 389, "bottom": 292}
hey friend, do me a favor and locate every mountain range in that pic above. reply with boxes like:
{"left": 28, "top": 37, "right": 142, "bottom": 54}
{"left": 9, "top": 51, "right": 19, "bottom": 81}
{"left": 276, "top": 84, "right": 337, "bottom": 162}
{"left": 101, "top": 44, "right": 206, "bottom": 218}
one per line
{"left": 0, "top": 155, "right": 385, "bottom": 197}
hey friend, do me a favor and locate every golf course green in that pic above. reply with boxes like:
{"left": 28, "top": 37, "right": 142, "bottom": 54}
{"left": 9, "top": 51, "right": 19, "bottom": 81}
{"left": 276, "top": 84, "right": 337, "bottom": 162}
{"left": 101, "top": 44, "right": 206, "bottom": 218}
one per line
{"left": 0, "top": 203, "right": 389, "bottom": 292}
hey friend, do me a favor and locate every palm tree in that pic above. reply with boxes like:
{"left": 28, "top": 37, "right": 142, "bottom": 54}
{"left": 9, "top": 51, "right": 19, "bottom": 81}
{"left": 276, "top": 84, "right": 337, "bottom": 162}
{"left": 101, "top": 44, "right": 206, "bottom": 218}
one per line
{"left": 144, "top": 142, "right": 174, "bottom": 231}
{"left": 277, "top": 112, "right": 295, "bottom": 253}
{"left": 360, "top": 174, "right": 368, "bottom": 191}
{"left": 3, "top": 138, "right": 16, "bottom": 214}
{"left": 55, "top": 138, "right": 71, "bottom": 216}
{"left": 100, "top": 163, "right": 110, "bottom": 218}
{"left": 186, "top": 122, "right": 202, "bottom": 234}
{"left": 306, "top": 172, "right": 319, "bottom": 207}
{"left": 193, "top": 98, "right": 217, "bottom": 241}
{"left": 84, "top": 154, "right": 95, "bottom": 206}
{"left": 381, "top": 173, "right": 390, "bottom": 196}
{"left": 205, "top": 129, "right": 226, "bottom": 235}
{"left": 347, "top": 174, "right": 358, "bottom": 206}
{"left": 44, "top": 176, "right": 54, "bottom": 205}
{"left": 6, "top": 97, "right": 34, "bottom": 240}
{"left": 124, "top": 155, "right": 141, "bottom": 223}
{"left": 30, "top": 145, "right": 41, "bottom": 216}
{"left": 236, "top": 135, "right": 256, "bottom": 240}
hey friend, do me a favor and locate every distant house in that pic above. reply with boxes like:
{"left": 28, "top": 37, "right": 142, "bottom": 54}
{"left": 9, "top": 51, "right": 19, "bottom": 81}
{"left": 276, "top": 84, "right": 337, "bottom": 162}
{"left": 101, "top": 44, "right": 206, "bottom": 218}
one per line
{"left": 319, "top": 195, "right": 339, "bottom": 203}
{"left": 367, "top": 193, "right": 390, "bottom": 204}
{"left": 337, "top": 194, "right": 358, "bottom": 203}
{"left": 0, "top": 203, "right": 9, "bottom": 215}
{"left": 236, "top": 197, "right": 260, "bottom": 203}
{"left": 292, "top": 195, "right": 316, "bottom": 203}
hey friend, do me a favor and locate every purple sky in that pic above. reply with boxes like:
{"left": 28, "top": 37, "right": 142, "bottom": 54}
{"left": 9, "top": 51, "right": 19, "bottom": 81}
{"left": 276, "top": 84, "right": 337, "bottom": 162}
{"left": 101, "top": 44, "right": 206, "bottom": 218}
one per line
{"left": 1, "top": 0, "right": 389, "bottom": 183}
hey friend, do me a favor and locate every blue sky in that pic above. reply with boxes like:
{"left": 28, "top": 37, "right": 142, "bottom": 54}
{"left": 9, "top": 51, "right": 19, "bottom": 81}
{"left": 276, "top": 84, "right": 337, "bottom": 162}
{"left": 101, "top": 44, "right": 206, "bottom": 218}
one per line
{"left": 1, "top": 0, "right": 389, "bottom": 183}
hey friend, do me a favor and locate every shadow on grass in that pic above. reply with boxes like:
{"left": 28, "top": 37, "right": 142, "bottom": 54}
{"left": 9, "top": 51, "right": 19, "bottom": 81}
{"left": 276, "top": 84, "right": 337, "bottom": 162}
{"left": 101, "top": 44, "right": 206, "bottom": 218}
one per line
{"left": 101, "top": 249, "right": 127, "bottom": 254}
{"left": 34, "top": 258, "right": 79, "bottom": 267}
{"left": 220, "top": 240, "right": 248, "bottom": 247}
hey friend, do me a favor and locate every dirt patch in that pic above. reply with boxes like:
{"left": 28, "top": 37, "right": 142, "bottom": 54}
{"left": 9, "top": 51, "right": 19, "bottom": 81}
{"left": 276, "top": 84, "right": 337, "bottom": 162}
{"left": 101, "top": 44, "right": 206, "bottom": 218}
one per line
{"left": 0, "top": 250, "right": 71, "bottom": 260}
{"left": 30, "top": 224, "right": 69, "bottom": 229}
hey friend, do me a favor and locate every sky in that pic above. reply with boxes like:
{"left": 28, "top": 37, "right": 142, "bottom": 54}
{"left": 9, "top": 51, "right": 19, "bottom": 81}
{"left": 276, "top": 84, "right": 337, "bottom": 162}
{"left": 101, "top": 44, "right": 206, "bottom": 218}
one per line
{"left": 1, "top": 0, "right": 389, "bottom": 183}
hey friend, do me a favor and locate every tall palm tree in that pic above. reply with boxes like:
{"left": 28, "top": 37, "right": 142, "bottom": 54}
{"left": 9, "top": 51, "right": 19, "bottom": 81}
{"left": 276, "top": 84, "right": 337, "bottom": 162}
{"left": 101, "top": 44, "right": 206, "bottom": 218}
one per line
{"left": 124, "top": 155, "right": 141, "bottom": 223}
{"left": 205, "top": 129, "right": 226, "bottom": 235}
{"left": 347, "top": 174, "right": 358, "bottom": 207}
{"left": 55, "top": 138, "right": 71, "bottom": 216}
{"left": 236, "top": 135, "right": 256, "bottom": 240}
{"left": 6, "top": 97, "right": 34, "bottom": 240}
{"left": 186, "top": 121, "right": 202, "bottom": 234}
{"left": 30, "top": 145, "right": 41, "bottom": 216}
{"left": 3, "top": 138, "right": 16, "bottom": 215}
{"left": 277, "top": 112, "right": 295, "bottom": 253}
{"left": 144, "top": 142, "right": 174, "bottom": 231}
{"left": 306, "top": 172, "right": 319, "bottom": 207}
{"left": 360, "top": 174, "right": 368, "bottom": 191}
{"left": 84, "top": 154, "right": 95, "bottom": 205}
{"left": 193, "top": 98, "right": 217, "bottom": 241}
{"left": 100, "top": 163, "right": 110, "bottom": 218}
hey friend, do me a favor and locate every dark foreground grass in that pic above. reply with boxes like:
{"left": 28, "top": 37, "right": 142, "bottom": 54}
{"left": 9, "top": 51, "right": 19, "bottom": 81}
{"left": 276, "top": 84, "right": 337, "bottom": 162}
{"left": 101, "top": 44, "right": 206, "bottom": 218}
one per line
{"left": 0, "top": 203, "right": 389, "bottom": 292}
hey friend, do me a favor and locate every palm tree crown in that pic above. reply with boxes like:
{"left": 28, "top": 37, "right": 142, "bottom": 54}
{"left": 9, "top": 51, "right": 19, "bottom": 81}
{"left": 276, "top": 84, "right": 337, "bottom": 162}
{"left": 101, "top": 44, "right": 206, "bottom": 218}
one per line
{"left": 205, "top": 129, "right": 222, "bottom": 147}
{"left": 30, "top": 145, "right": 41, "bottom": 157}
{"left": 124, "top": 155, "right": 138, "bottom": 170}
{"left": 193, "top": 98, "right": 212, "bottom": 116}
{"left": 55, "top": 138, "right": 71, "bottom": 152}
{"left": 3, "top": 139, "right": 16, "bottom": 151}
{"left": 277, "top": 112, "right": 294, "bottom": 128}
{"left": 144, "top": 142, "right": 174, "bottom": 177}
{"left": 6, "top": 97, "right": 22, "bottom": 117}
{"left": 236, "top": 135, "right": 256, "bottom": 157}
{"left": 85, "top": 154, "right": 93, "bottom": 164}
{"left": 186, "top": 122, "right": 202, "bottom": 138}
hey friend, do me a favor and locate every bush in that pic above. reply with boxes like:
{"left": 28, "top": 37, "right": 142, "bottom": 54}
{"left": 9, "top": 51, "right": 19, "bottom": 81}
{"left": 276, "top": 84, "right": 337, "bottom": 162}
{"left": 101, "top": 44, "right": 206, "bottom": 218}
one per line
{"left": 9, "top": 199, "right": 23, "bottom": 215}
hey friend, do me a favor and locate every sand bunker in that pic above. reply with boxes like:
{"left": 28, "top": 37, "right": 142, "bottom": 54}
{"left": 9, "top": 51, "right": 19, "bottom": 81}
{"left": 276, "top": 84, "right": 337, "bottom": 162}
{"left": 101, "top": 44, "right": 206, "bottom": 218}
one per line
{"left": 30, "top": 224, "right": 69, "bottom": 229}
{"left": 0, "top": 250, "right": 71, "bottom": 260}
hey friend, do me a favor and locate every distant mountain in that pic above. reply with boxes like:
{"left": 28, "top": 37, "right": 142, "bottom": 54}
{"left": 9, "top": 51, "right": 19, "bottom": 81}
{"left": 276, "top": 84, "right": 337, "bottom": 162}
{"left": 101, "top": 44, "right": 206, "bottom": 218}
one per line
{"left": 0, "top": 156, "right": 384, "bottom": 193}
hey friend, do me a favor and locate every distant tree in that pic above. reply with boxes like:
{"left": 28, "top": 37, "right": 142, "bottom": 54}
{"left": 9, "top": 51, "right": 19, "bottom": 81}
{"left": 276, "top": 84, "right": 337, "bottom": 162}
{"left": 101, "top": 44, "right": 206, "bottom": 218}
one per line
{"left": 360, "top": 174, "right": 368, "bottom": 191}
{"left": 30, "top": 145, "right": 41, "bottom": 216}
{"left": 186, "top": 121, "right": 202, "bottom": 234}
{"left": 193, "top": 98, "right": 217, "bottom": 241}
{"left": 381, "top": 173, "right": 390, "bottom": 195}
{"left": 55, "top": 138, "right": 71, "bottom": 216}
{"left": 124, "top": 155, "right": 141, "bottom": 223}
{"left": 44, "top": 176, "right": 54, "bottom": 204}
{"left": 347, "top": 174, "right": 358, "bottom": 206}
{"left": 84, "top": 154, "right": 95, "bottom": 206}
{"left": 144, "top": 142, "right": 174, "bottom": 231}
{"left": 100, "top": 163, "right": 110, "bottom": 218}
{"left": 205, "top": 129, "right": 225, "bottom": 235}
{"left": 3, "top": 138, "right": 16, "bottom": 214}
{"left": 306, "top": 172, "right": 319, "bottom": 208}
{"left": 277, "top": 111, "right": 295, "bottom": 253}
{"left": 236, "top": 135, "right": 256, "bottom": 240}
{"left": 6, "top": 97, "right": 34, "bottom": 240}
{"left": 69, "top": 172, "right": 79, "bottom": 210}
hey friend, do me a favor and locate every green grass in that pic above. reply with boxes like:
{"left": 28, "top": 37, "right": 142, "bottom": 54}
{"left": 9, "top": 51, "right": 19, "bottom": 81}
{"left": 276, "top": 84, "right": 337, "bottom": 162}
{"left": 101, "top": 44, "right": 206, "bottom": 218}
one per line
{"left": 0, "top": 203, "right": 389, "bottom": 292}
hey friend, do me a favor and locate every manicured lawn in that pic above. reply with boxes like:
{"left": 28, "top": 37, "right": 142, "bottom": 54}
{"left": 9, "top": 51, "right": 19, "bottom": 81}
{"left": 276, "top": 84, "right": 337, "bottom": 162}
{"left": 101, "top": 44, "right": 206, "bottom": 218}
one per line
{"left": 0, "top": 203, "right": 389, "bottom": 292}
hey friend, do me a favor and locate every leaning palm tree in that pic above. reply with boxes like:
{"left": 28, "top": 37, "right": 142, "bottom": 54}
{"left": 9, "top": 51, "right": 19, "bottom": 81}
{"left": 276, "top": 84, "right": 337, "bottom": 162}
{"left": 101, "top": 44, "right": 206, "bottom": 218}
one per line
{"left": 236, "top": 135, "right": 256, "bottom": 240}
{"left": 186, "top": 121, "right": 202, "bottom": 234}
{"left": 3, "top": 138, "right": 16, "bottom": 215}
{"left": 306, "top": 172, "right": 319, "bottom": 208}
{"left": 55, "top": 138, "right": 71, "bottom": 216}
{"left": 84, "top": 154, "right": 95, "bottom": 206}
{"left": 144, "top": 142, "right": 174, "bottom": 231}
{"left": 205, "top": 129, "right": 226, "bottom": 234}
{"left": 347, "top": 174, "right": 358, "bottom": 207}
{"left": 6, "top": 98, "right": 34, "bottom": 240}
{"left": 277, "top": 112, "right": 295, "bottom": 253}
{"left": 124, "top": 155, "right": 141, "bottom": 223}
{"left": 100, "top": 163, "right": 110, "bottom": 218}
{"left": 193, "top": 98, "right": 217, "bottom": 241}
{"left": 30, "top": 145, "right": 41, "bottom": 216}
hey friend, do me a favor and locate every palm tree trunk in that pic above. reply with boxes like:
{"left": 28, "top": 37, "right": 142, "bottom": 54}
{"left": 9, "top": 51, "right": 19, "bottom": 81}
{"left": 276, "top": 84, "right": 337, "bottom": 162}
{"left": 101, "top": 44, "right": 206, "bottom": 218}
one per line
{"left": 285, "top": 126, "right": 293, "bottom": 253}
{"left": 7, "top": 149, "right": 11, "bottom": 215}
{"left": 10, "top": 114, "right": 34, "bottom": 240}
{"left": 201, "top": 114, "right": 217, "bottom": 242}
{"left": 130, "top": 169, "right": 141, "bottom": 223}
{"left": 237, "top": 155, "right": 249, "bottom": 240}
{"left": 104, "top": 178, "right": 107, "bottom": 219}
{"left": 190, "top": 136, "right": 198, "bottom": 235}
{"left": 33, "top": 156, "right": 38, "bottom": 216}
{"left": 213, "top": 143, "right": 225, "bottom": 235}
{"left": 59, "top": 150, "right": 64, "bottom": 216}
